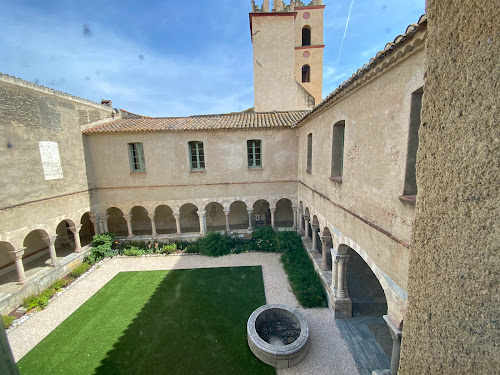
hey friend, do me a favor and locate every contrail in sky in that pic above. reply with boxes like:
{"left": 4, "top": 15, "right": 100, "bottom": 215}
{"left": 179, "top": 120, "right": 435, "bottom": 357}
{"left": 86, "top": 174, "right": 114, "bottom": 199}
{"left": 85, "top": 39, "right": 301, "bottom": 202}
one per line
{"left": 337, "top": 0, "right": 355, "bottom": 64}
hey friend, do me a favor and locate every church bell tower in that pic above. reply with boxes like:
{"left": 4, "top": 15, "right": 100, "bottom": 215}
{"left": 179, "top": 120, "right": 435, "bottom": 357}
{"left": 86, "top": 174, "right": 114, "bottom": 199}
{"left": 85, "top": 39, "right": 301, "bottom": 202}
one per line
{"left": 250, "top": 0, "right": 325, "bottom": 112}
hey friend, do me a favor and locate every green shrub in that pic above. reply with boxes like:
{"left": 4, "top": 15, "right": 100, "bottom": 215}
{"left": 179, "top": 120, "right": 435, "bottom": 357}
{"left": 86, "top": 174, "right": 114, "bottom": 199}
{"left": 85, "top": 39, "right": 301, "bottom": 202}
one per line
{"left": 173, "top": 240, "right": 192, "bottom": 250}
{"left": 197, "top": 232, "right": 234, "bottom": 257}
{"left": 93, "top": 233, "right": 116, "bottom": 247}
{"left": 158, "top": 243, "right": 177, "bottom": 254}
{"left": 85, "top": 233, "right": 116, "bottom": 264}
{"left": 231, "top": 237, "right": 253, "bottom": 254}
{"left": 23, "top": 294, "right": 50, "bottom": 311}
{"left": 251, "top": 226, "right": 278, "bottom": 252}
{"left": 2, "top": 315, "right": 15, "bottom": 329}
{"left": 123, "top": 246, "right": 145, "bottom": 257}
{"left": 69, "top": 263, "right": 90, "bottom": 279}
{"left": 51, "top": 279, "right": 69, "bottom": 290}
{"left": 184, "top": 242, "right": 200, "bottom": 254}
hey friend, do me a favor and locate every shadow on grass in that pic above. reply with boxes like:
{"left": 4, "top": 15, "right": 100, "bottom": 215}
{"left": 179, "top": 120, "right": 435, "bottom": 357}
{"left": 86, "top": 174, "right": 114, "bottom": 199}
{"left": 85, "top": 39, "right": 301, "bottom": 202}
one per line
{"left": 94, "top": 266, "right": 274, "bottom": 375}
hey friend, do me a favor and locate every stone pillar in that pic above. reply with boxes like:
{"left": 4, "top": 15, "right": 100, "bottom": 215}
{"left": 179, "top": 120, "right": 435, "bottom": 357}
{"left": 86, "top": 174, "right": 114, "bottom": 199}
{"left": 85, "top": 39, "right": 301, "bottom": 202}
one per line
{"left": 223, "top": 209, "right": 231, "bottom": 233}
{"left": 124, "top": 215, "right": 134, "bottom": 238}
{"left": 384, "top": 315, "right": 403, "bottom": 375}
{"left": 298, "top": 209, "right": 305, "bottom": 235}
{"left": 247, "top": 209, "right": 254, "bottom": 232}
{"left": 292, "top": 207, "right": 298, "bottom": 230}
{"left": 173, "top": 212, "right": 182, "bottom": 234}
{"left": 331, "top": 250, "right": 339, "bottom": 291}
{"left": 97, "top": 217, "right": 105, "bottom": 234}
{"left": 311, "top": 223, "right": 319, "bottom": 251}
{"left": 43, "top": 235, "right": 59, "bottom": 267}
{"left": 304, "top": 215, "right": 310, "bottom": 238}
{"left": 198, "top": 210, "right": 207, "bottom": 236}
{"left": 90, "top": 218, "right": 99, "bottom": 235}
{"left": 336, "top": 254, "right": 350, "bottom": 298}
{"left": 319, "top": 234, "right": 332, "bottom": 270}
{"left": 9, "top": 248, "right": 26, "bottom": 284}
{"left": 270, "top": 207, "right": 276, "bottom": 228}
{"left": 149, "top": 214, "right": 157, "bottom": 237}
{"left": 102, "top": 216, "right": 109, "bottom": 233}
{"left": 68, "top": 225, "right": 83, "bottom": 253}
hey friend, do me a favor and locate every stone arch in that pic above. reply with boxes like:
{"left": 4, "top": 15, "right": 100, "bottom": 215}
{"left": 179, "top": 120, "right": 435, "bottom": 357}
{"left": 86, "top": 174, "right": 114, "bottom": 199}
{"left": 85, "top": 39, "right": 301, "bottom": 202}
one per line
{"left": 23, "top": 229, "right": 51, "bottom": 274}
{"left": 106, "top": 207, "right": 128, "bottom": 236}
{"left": 229, "top": 201, "right": 248, "bottom": 230}
{"left": 253, "top": 199, "right": 271, "bottom": 227}
{"left": 179, "top": 203, "right": 200, "bottom": 233}
{"left": 155, "top": 205, "right": 176, "bottom": 235}
{"left": 205, "top": 202, "right": 225, "bottom": 231}
{"left": 80, "top": 212, "right": 95, "bottom": 247}
{"left": 320, "top": 227, "right": 333, "bottom": 270}
{"left": 275, "top": 198, "right": 294, "bottom": 228}
{"left": 311, "top": 215, "right": 320, "bottom": 252}
{"left": 0, "top": 241, "right": 15, "bottom": 281}
{"left": 130, "top": 206, "right": 151, "bottom": 235}
{"left": 335, "top": 236, "right": 406, "bottom": 328}
{"left": 55, "top": 219, "right": 76, "bottom": 257}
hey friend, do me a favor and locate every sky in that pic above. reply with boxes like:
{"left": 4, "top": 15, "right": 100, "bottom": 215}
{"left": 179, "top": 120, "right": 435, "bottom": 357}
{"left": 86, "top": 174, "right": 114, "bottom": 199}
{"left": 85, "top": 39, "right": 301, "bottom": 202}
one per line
{"left": 0, "top": 0, "right": 425, "bottom": 117}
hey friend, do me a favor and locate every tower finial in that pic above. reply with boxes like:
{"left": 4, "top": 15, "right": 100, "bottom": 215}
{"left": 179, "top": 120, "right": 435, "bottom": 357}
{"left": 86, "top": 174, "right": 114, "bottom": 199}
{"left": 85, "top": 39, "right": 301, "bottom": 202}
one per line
{"left": 262, "top": 0, "right": 270, "bottom": 12}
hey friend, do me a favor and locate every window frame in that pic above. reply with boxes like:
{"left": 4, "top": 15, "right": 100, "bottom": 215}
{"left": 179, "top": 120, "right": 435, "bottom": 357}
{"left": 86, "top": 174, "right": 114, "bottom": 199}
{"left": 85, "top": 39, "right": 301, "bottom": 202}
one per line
{"left": 302, "top": 65, "right": 311, "bottom": 83}
{"left": 330, "top": 121, "right": 345, "bottom": 181}
{"left": 306, "top": 133, "right": 313, "bottom": 173}
{"left": 128, "top": 142, "right": 146, "bottom": 172}
{"left": 247, "top": 139, "right": 262, "bottom": 169}
{"left": 188, "top": 141, "right": 205, "bottom": 171}
{"left": 302, "top": 26, "right": 311, "bottom": 46}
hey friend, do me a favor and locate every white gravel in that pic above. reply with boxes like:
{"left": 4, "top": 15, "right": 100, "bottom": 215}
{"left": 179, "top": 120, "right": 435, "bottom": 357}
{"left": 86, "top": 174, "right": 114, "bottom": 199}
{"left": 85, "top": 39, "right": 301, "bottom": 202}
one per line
{"left": 7, "top": 253, "right": 359, "bottom": 374}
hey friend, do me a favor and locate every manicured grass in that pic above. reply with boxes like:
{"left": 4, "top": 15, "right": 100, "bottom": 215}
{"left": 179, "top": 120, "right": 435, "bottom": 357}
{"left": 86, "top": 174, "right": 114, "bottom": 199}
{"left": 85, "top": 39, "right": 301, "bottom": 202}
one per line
{"left": 18, "top": 267, "right": 274, "bottom": 375}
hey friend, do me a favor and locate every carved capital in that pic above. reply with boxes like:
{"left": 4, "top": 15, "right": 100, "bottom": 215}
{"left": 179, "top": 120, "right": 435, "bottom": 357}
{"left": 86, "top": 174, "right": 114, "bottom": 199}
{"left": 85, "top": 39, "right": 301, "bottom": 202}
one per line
{"left": 223, "top": 209, "right": 230, "bottom": 215}
{"left": 319, "top": 234, "right": 332, "bottom": 244}
{"left": 68, "top": 225, "right": 82, "bottom": 234}
{"left": 43, "top": 235, "right": 58, "bottom": 246}
{"left": 197, "top": 210, "right": 206, "bottom": 217}
{"left": 10, "top": 248, "right": 25, "bottom": 260}
{"left": 148, "top": 214, "right": 155, "bottom": 220}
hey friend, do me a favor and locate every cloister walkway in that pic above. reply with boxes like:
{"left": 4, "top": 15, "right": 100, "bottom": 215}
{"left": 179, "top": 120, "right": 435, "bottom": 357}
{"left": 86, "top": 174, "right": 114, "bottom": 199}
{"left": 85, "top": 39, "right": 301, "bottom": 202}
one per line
{"left": 7, "top": 253, "right": 359, "bottom": 375}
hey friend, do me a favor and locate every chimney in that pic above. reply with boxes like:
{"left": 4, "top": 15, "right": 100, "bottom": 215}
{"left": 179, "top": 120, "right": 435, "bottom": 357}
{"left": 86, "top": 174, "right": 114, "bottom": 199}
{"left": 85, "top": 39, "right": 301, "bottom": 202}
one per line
{"left": 101, "top": 99, "right": 112, "bottom": 107}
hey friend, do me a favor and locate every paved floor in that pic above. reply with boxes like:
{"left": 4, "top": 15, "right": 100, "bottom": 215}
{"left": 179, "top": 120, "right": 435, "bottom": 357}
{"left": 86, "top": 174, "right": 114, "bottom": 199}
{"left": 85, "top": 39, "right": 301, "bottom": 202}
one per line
{"left": 7, "top": 253, "right": 360, "bottom": 375}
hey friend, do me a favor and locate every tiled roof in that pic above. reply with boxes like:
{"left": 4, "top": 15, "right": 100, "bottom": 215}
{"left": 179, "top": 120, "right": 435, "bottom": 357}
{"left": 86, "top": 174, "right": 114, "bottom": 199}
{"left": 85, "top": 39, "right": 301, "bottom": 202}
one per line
{"left": 83, "top": 110, "right": 309, "bottom": 134}
{"left": 298, "top": 14, "right": 428, "bottom": 125}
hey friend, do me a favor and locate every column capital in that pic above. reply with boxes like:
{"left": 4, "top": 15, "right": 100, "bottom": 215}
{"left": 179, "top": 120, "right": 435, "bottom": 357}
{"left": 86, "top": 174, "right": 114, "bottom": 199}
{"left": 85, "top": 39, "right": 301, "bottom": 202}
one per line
{"left": 43, "top": 235, "right": 58, "bottom": 246}
{"left": 123, "top": 214, "right": 132, "bottom": 222}
{"left": 148, "top": 213, "right": 155, "bottom": 220}
{"left": 68, "top": 224, "right": 82, "bottom": 234}
{"left": 223, "top": 209, "right": 230, "bottom": 215}
{"left": 383, "top": 315, "right": 402, "bottom": 342}
{"left": 298, "top": 207, "right": 303, "bottom": 214}
{"left": 335, "top": 254, "right": 350, "bottom": 264}
{"left": 319, "top": 234, "right": 332, "bottom": 244}
{"left": 304, "top": 215, "right": 310, "bottom": 221}
{"left": 270, "top": 207, "right": 276, "bottom": 212}
{"left": 311, "top": 223, "right": 319, "bottom": 230}
{"left": 173, "top": 212, "right": 180, "bottom": 217}
{"left": 10, "top": 248, "right": 25, "bottom": 260}
{"left": 197, "top": 210, "right": 206, "bottom": 216}
{"left": 247, "top": 208, "right": 253, "bottom": 214}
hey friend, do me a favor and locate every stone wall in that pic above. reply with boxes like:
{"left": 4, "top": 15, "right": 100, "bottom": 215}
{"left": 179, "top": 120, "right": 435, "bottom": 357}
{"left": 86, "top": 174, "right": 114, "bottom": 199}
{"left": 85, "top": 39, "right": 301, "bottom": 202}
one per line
{"left": 398, "top": 1, "right": 499, "bottom": 373}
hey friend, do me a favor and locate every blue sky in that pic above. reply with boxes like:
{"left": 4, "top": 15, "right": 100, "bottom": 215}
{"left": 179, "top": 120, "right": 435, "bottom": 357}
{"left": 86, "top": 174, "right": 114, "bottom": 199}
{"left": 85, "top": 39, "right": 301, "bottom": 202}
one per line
{"left": 0, "top": 0, "right": 425, "bottom": 117}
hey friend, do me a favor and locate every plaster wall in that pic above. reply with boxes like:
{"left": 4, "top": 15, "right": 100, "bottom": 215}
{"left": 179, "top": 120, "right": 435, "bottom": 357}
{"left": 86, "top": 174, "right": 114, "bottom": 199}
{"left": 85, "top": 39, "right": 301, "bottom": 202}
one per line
{"left": 297, "top": 46, "right": 425, "bottom": 294}
{"left": 399, "top": 1, "right": 500, "bottom": 373}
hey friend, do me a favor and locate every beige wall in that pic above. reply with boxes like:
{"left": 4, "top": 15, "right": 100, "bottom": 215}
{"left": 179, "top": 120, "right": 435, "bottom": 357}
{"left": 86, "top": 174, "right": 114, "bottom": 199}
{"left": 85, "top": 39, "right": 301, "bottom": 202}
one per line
{"left": 84, "top": 128, "right": 298, "bottom": 215}
{"left": 399, "top": 1, "right": 499, "bottom": 373}
{"left": 0, "top": 75, "right": 113, "bottom": 249}
{"left": 296, "top": 42, "right": 426, "bottom": 325}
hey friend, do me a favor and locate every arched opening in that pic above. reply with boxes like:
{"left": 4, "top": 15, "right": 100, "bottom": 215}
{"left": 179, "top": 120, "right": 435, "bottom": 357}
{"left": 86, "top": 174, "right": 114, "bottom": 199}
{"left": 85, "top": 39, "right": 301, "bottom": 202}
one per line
{"left": 229, "top": 201, "right": 248, "bottom": 230}
{"left": 253, "top": 199, "right": 270, "bottom": 227}
{"left": 312, "top": 216, "right": 320, "bottom": 252}
{"left": 55, "top": 220, "right": 76, "bottom": 258}
{"left": 205, "top": 202, "right": 225, "bottom": 231}
{"left": 0, "top": 241, "right": 16, "bottom": 287}
{"left": 130, "top": 206, "right": 151, "bottom": 236}
{"left": 321, "top": 227, "right": 333, "bottom": 270}
{"left": 302, "top": 65, "right": 311, "bottom": 83}
{"left": 107, "top": 207, "right": 128, "bottom": 236}
{"left": 305, "top": 207, "right": 311, "bottom": 237}
{"left": 155, "top": 205, "right": 176, "bottom": 234}
{"left": 275, "top": 198, "right": 294, "bottom": 228}
{"left": 23, "top": 229, "right": 51, "bottom": 275}
{"left": 302, "top": 26, "right": 311, "bottom": 46}
{"left": 180, "top": 203, "right": 200, "bottom": 233}
{"left": 345, "top": 246, "right": 392, "bottom": 360}
{"left": 80, "top": 212, "right": 95, "bottom": 247}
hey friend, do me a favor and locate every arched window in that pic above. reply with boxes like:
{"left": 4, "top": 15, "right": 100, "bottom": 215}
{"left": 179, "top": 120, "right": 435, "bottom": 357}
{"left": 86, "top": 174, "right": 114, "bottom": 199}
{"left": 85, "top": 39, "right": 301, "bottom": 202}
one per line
{"left": 302, "top": 26, "right": 311, "bottom": 46}
{"left": 302, "top": 65, "right": 311, "bottom": 83}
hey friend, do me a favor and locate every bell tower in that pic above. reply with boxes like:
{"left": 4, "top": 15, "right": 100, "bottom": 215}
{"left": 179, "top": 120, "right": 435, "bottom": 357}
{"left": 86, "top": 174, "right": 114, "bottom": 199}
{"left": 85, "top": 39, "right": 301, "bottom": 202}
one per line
{"left": 250, "top": 1, "right": 325, "bottom": 112}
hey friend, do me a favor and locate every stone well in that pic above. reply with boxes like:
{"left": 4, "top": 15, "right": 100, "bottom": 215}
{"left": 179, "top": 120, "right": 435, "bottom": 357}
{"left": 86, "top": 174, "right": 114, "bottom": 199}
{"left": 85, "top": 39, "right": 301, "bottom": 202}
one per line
{"left": 247, "top": 304, "right": 310, "bottom": 368}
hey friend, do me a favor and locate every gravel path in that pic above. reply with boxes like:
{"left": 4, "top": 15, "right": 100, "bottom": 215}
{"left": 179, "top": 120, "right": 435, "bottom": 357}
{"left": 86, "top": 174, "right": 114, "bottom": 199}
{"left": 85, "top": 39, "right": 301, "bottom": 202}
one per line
{"left": 7, "top": 253, "right": 359, "bottom": 375}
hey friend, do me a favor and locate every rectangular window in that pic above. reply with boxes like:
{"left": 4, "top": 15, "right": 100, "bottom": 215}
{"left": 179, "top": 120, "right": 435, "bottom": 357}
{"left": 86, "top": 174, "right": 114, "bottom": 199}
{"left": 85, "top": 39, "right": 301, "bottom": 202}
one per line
{"left": 306, "top": 133, "right": 313, "bottom": 172}
{"left": 331, "top": 121, "right": 345, "bottom": 180}
{"left": 402, "top": 88, "right": 423, "bottom": 200}
{"left": 189, "top": 141, "right": 205, "bottom": 170}
{"left": 247, "top": 140, "right": 262, "bottom": 168}
{"left": 128, "top": 142, "right": 146, "bottom": 172}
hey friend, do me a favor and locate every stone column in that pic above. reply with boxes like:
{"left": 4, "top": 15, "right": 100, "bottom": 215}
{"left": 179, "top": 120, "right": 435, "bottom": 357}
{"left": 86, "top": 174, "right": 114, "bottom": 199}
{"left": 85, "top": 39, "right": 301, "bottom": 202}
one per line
{"left": 298, "top": 209, "right": 305, "bottom": 235}
{"left": 331, "top": 250, "right": 339, "bottom": 291}
{"left": 247, "top": 209, "right": 254, "bottom": 232}
{"left": 311, "top": 223, "right": 319, "bottom": 251}
{"left": 198, "top": 210, "right": 207, "bottom": 236}
{"left": 292, "top": 207, "right": 298, "bottom": 230}
{"left": 173, "top": 212, "right": 182, "bottom": 234}
{"left": 9, "top": 248, "right": 26, "bottom": 284}
{"left": 319, "top": 234, "right": 332, "bottom": 270}
{"left": 149, "top": 214, "right": 157, "bottom": 237}
{"left": 102, "top": 216, "right": 109, "bottom": 233}
{"left": 304, "top": 215, "right": 310, "bottom": 238}
{"left": 43, "top": 235, "right": 59, "bottom": 267}
{"left": 384, "top": 315, "right": 403, "bottom": 375}
{"left": 336, "top": 254, "right": 350, "bottom": 298}
{"left": 223, "top": 209, "right": 231, "bottom": 233}
{"left": 68, "top": 225, "right": 83, "bottom": 253}
{"left": 97, "top": 217, "right": 105, "bottom": 234}
{"left": 90, "top": 218, "right": 99, "bottom": 235}
{"left": 270, "top": 207, "right": 276, "bottom": 228}
{"left": 123, "top": 215, "right": 134, "bottom": 238}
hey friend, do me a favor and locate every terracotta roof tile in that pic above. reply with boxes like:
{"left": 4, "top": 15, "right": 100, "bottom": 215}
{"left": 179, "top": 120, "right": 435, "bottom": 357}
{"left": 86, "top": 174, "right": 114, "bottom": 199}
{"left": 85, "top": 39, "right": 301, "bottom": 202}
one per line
{"left": 83, "top": 110, "right": 309, "bottom": 134}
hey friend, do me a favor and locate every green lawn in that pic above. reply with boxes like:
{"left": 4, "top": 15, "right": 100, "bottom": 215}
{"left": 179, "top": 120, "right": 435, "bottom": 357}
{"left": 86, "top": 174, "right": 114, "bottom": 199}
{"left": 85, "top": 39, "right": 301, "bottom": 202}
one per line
{"left": 18, "top": 267, "right": 274, "bottom": 375}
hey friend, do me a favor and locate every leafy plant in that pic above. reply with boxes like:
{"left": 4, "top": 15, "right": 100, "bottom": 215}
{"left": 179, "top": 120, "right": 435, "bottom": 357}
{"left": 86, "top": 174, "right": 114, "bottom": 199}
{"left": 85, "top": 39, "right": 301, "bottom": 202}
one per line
{"left": 85, "top": 233, "right": 117, "bottom": 264}
{"left": 197, "top": 232, "right": 234, "bottom": 257}
{"left": 69, "top": 263, "right": 90, "bottom": 279}
{"left": 2, "top": 315, "right": 15, "bottom": 329}
{"left": 158, "top": 243, "right": 177, "bottom": 254}
{"left": 251, "top": 226, "right": 278, "bottom": 252}
{"left": 50, "top": 279, "right": 69, "bottom": 291}
{"left": 184, "top": 242, "right": 200, "bottom": 254}
{"left": 123, "top": 246, "right": 145, "bottom": 257}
